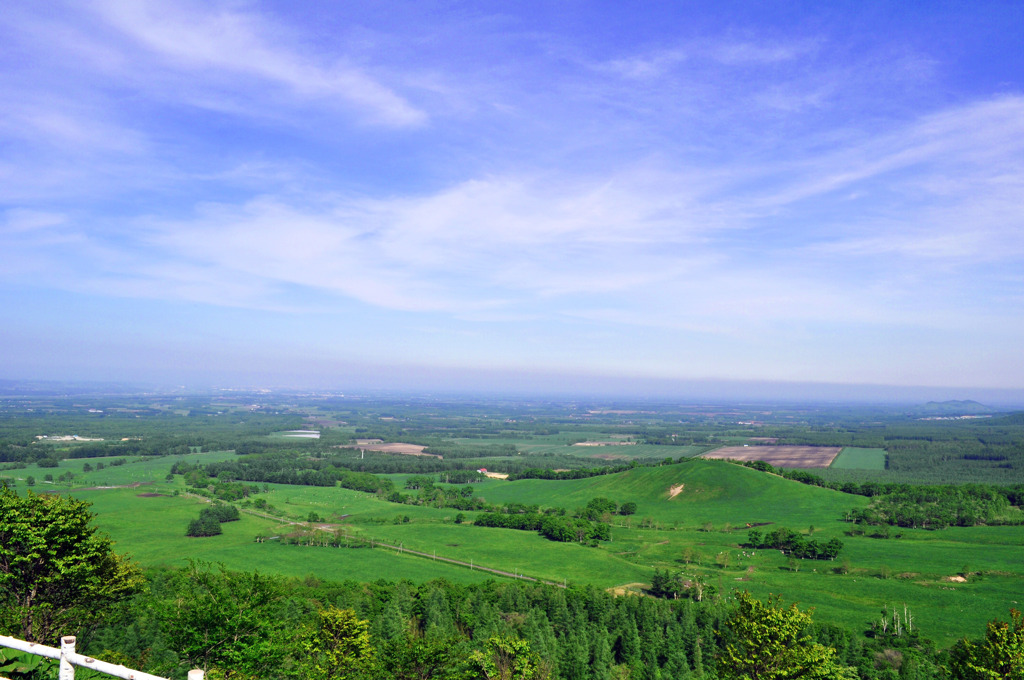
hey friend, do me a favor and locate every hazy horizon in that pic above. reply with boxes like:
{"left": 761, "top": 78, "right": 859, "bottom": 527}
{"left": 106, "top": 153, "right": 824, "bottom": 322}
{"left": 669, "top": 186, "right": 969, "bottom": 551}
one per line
{"left": 2, "top": 2, "right": 1022, "bottom": 394}
{"left": 3, "top": 373, "right": 1024, "bottom": 409}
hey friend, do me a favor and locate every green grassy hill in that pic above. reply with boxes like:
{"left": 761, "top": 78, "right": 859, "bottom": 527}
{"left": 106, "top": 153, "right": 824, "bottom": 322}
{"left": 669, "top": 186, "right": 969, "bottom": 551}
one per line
{"left": 476, "top": 459, "right": 869, "bottom": 527}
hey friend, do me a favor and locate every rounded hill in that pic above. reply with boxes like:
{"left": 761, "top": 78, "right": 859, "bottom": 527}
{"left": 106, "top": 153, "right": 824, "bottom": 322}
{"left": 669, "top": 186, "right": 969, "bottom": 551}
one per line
{"left": 478, "top": 459, "right": 868, "bottom": 527}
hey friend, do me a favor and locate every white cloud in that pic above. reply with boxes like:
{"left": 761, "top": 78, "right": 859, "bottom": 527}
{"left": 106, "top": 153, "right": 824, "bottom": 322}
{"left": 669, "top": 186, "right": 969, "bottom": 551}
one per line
{"left": 91, "top": 0, "right": 425, "bottom": 126}
{"left": 1, "top": 209, "right": 67, "bottom": 234}
{"left": 7, "top": 95, "right": 1021, "bottom": 336}
{"left": 600, "top": 36, "right": 816, "bottom": 81}
{"left": 708, "top": 38, "right": 819, "bottom": 65}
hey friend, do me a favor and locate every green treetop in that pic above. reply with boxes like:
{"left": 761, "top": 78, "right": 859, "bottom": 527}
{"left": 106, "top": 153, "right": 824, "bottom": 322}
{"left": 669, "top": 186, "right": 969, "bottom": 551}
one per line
{"left": 718, "top": 591, "right": 854, "bottom": 680}
{"left": 0, "top": 487, "right": 143, "bottom": 642}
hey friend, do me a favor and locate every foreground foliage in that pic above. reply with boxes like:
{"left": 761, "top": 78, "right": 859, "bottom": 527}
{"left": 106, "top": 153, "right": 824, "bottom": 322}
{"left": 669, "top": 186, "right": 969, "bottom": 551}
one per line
{"left": 949, "top": 608, "right": 1024, "bottom": 679}
{"left": 718, "top": 592, "right": 852, "bottom": 679}
{"left": 0, "top": 487, "right": 142, "bottom": 643}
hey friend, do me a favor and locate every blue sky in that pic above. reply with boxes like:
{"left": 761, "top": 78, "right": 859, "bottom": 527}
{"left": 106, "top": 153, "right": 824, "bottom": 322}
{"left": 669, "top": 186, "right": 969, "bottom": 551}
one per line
{"left": 2, "top": 1, "right": 1023, "bottom": 397}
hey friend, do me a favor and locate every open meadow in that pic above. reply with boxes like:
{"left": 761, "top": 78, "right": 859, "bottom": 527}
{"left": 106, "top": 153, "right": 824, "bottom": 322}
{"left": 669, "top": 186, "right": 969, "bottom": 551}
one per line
{"left": 4, "top": 393, "right": 1024, "bottom": 655}
{"left": 29, "top": 451, "right": 1023, "bottom": 647}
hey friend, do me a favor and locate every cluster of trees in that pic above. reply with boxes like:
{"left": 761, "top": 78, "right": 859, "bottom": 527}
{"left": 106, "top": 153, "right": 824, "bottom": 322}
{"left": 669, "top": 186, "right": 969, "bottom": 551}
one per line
{"left": 648, "top": 570, "right": 714, "bottom": 602}
{"left": 741, "top": 459, "right": 1024, "bottom": 506}
{"left": 746, "top": 527, "right": 844, "bottom": 560}
{"left": 848, "top": 486, "right": 1022, "bottom": 529}
{"left": 388, "top": 483, "right": 489, "bottom": 511}
{"left": 181, "top": 454, "right": 503, "bottom": 514}
{"left": 185, "top": 503, "right": 240, "bottom": 537}
{"left": 64, "top": 437, "right": 192, "bottom": 459}
{"left": 437, "top": 469, "right": 487, "bottom": 484}
{"left": 473, "top": 511, "right": 611, "bottom": 545}
{"left": 174, "top": 463, "right": 264, "bottom": 500}
{"left": 472, "top": 497, "right": 631, "bottom": 545}
{"left": 508, "top": 462, "right": 640, "bottom": 481}
{"left": 577, "top": 496, "right": 636, "bottom": 519}
{"left": 175, "top": 456, "right": 392, "bottom": 493}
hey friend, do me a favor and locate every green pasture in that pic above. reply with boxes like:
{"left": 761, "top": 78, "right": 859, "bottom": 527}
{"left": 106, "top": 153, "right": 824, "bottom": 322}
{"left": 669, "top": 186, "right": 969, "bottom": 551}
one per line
{"left": 832, "top": 447, "right": 887, "bottom": 470}
{"left": 364, "top": 522, "right": 651, "bottom": 587}
{"left": 15, "top": 450, "right": 237, "bottom": 488}
{"left": 52, "top": 456, "right": 1024, "bottom": 647}
{"left": 68, "top": 487, "right": 489, "bottom": 585}
{"left": 474, "top": 460, "right": 869, "bottom": 528}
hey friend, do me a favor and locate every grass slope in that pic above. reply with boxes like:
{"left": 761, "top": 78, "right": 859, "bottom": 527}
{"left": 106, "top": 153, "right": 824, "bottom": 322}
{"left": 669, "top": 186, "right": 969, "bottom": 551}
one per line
{"left": 70, "top": 487, "right": 488, "bottom": 584}
{"left": 51, "top": 456, "right": 1024, "bottom": 647}
{"left": 477, "top": 459, "right": 868, "bottom": 527}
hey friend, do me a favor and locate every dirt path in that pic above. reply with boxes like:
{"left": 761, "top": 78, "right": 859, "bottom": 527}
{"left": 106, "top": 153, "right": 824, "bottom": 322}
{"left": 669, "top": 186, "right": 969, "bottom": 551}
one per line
{"left": 668, "top": 484, "right": 685, "bottom": 499}
{"left": 360, "top": 538, "right": 565, "bottom": 586}
{"left": 235, "top": 504, "right": 564, "bottom": 587}
{"left": 74, "top": 481, "right": 153, "bottom": 491}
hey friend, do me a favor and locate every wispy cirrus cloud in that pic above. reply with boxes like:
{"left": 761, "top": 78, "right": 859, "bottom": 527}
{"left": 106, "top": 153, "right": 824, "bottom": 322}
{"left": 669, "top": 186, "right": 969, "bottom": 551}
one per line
{"left": 90, "top": 0, "right": 426, "bottom": 126}
{"left": 4, "top": 88, "right": 1021, "bottom": 334}
{"left": 600, "top": 37, "right": 819, "bottom": 81}
{"left": 2, "top": 2, "right": 1022, "bottom": 389}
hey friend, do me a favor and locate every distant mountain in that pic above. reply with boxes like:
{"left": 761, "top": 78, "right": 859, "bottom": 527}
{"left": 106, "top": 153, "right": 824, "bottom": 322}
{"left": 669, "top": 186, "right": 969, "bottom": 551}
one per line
{"left": 0, "top": 379, "right": 151, "bottom": 396}
{"left": 909, "top": 400, "right": 996, "bottom": 416}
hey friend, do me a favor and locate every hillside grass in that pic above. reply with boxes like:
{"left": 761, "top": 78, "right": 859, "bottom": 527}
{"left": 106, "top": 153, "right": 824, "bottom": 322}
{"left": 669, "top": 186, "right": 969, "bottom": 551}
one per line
{"left": 476, "top": 459, "right": 868, "bottom": 527}
{"left": 68, "top": 486, "right": 488, "bottom": 584}
{"left": 15, "top": 450, "right": 238, "bottom": 487}
{"left": 54, "top": 456, "right": 1024, "bottom": 647}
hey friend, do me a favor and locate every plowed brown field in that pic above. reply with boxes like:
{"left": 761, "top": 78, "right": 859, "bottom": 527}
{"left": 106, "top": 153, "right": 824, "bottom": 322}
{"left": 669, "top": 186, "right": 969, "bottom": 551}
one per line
{"left": 701, "top": 445, "right": 841, "bottom": 468}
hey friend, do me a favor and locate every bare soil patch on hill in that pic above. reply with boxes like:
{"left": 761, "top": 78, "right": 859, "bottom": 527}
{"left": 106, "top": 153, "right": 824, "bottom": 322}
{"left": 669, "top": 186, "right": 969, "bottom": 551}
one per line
{"left": 702, "top": 445, "right": 842, "bottom": 468}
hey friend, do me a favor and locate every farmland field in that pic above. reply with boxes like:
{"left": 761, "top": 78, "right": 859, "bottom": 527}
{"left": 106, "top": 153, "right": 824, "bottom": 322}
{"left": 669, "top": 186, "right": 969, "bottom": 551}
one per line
{"left": 832, "top": 447, "right": 888, "bottom": 470}
{"left": 702, "top": 445, "right": 842, "bottom": 468}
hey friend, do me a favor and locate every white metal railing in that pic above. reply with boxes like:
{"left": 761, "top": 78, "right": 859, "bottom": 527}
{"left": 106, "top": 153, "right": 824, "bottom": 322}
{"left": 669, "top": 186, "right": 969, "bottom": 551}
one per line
{"left": 0, "top": 635, "right": 204, "bottom": 680}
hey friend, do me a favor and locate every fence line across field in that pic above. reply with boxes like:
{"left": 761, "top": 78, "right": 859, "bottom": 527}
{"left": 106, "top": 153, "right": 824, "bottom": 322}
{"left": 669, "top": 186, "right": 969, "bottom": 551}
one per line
{"left": 0, "top": 635, "right": 204, "bottom": 680}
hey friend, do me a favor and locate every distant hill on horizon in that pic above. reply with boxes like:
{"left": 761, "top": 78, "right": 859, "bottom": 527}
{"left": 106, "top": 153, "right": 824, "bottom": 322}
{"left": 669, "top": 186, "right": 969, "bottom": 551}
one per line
{"left": 908, "top": 399, "right": 997, "bottom": 416}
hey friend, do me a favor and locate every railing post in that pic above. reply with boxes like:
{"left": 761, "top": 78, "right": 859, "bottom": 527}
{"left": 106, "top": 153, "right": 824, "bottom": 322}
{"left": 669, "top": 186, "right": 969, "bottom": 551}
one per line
{"left": 60, "top": 636, "right": 76, "bottom": 680}
{"left": 187, "top": 670, "right": 205, "bottom": 680}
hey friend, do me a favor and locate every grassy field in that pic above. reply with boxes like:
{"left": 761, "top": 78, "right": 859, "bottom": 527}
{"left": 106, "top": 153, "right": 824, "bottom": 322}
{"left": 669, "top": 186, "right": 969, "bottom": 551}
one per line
{"left": 67, "top": 486, "right": 489, "bottom": 584}
{"left": 474, "top": 460, "right": 867, "bottom": 527}
{"left": 832, "top": 447, "right": 887, "bottom": 470}
{"left": 10, "top": 450, "right": 238, "bottom": 488}
{"left": 45, "top": 455, "right": 1024, "bottom": 647}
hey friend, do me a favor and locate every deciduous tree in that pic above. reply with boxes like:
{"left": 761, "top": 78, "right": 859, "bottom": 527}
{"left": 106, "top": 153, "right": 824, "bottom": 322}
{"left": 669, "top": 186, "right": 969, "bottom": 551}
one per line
{"left": 300, "top": 607, "right": 376, "bottom": 680}
{"left": 0, "top": 488, "right": 142, "bottom": 642}
{"left": 470, "top": 636, "right": 546, "bottom": 680}
{"left": 949, "top": 608, "right": 1024, "bottom": 679}
{"left": 718, "top": 591, "right": 853, "bottom": 680}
